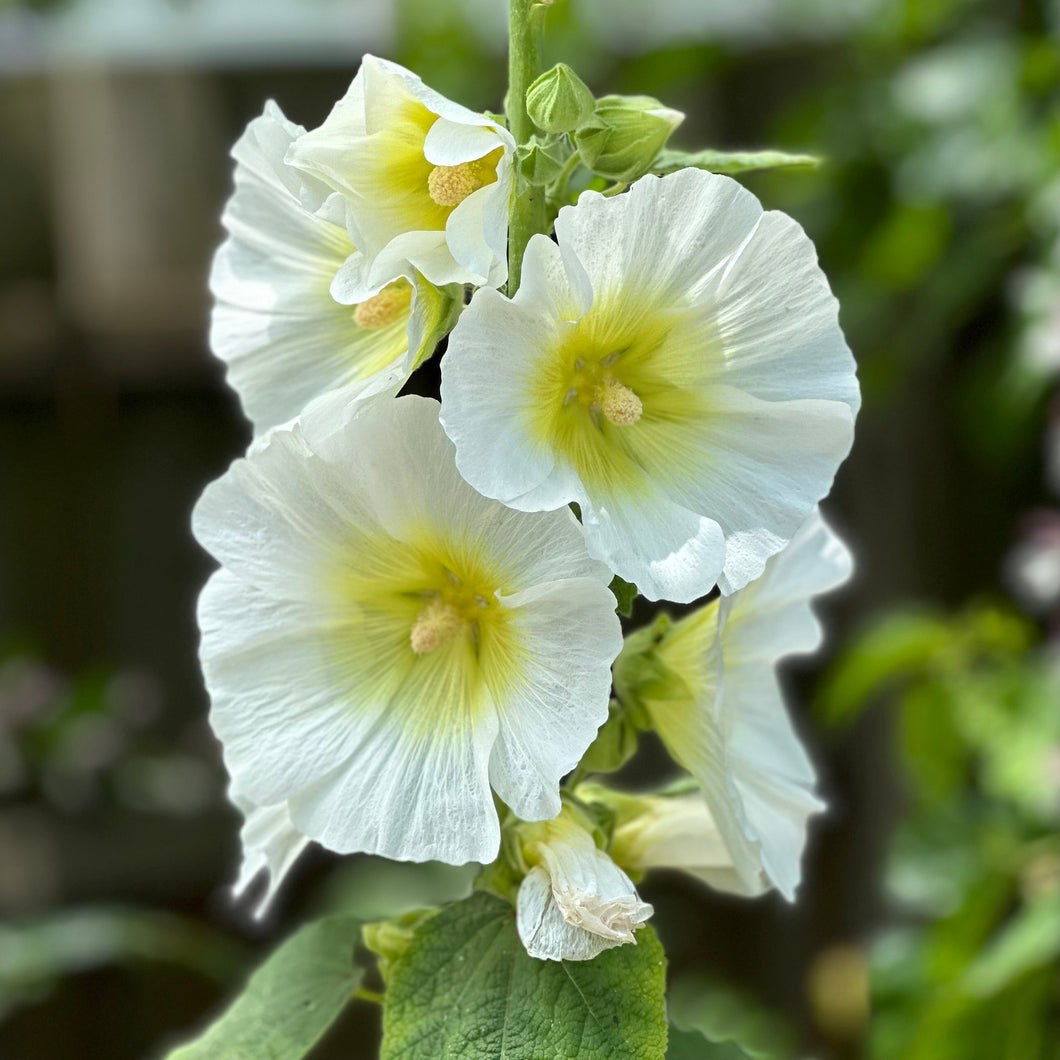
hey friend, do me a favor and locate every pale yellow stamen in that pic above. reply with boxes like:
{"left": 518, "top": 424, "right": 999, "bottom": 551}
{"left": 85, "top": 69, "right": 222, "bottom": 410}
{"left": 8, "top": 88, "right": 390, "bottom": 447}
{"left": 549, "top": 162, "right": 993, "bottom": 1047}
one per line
{"left": 594, "top": 378, "right": 643, "bottom": 426}
{"left": 427, "top": 163, "right": 484, "bottom": 207}
{"left": 353, "top": 281, "right": 412, "bottom": 329}
{"left": 409, "top": 599, "right": 463, "bottom": 655}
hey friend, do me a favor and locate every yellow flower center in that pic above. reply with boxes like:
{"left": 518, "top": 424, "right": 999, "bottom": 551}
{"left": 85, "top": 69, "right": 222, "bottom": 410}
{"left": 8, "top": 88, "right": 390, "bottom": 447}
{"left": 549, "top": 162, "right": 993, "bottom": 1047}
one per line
{"left": 562, "top": 351, "right": 643, "bottom": 428}
{"left": 353, "top": 280, "right": 413, "bottom": 329}
{"left": 408, "top": 569, "right": 493, "bottom": 655}
{"left": 427, "top": 160, "right": 492, "bottom": 207}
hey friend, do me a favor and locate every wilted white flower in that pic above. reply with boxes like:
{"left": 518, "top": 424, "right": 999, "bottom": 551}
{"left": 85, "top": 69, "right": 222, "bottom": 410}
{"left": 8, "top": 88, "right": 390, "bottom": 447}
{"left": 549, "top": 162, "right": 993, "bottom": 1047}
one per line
{"left": 440, "top": 168, "right": 860, "bottom": 603}
{"left": 286, "top": 55, "right": 515, "bottom": 295}
{"left": 230, "top": 793, "right": 309, "bottom": 918}
{"left": 516, "top": 811, "right": 653, "bottom": 961}
{"left": 209, "top": 102, "right": 457, "bottom": 438}
{"left": 195, "top": 396, "right": 621, "bottom": 866}
{"left": 613, "top": 508, "right": 853, "bottom": 898}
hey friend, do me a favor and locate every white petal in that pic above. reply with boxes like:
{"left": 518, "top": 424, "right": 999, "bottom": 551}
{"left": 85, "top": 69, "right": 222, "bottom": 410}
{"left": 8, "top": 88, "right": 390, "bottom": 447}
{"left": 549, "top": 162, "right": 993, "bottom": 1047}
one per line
{"left": 230, "top": 794, "right": 310, "bottom": 918}
{"left": 553, "top": 168, "right": 762, "bottom": 307}
{"left": 487, "top": 580, "right": 622, "bottom": 821}
{"left": 580, "top": 490, "right": 726, "bottom": 604}
{"left": 610, "top": 792, "right": 767, "bottom": 898}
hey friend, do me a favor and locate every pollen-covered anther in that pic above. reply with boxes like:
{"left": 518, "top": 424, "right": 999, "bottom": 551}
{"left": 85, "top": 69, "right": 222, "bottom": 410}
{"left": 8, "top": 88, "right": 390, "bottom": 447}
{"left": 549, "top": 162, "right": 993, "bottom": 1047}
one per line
{"left": 409, "top": 599, "right": 463, "bottom": 655}
{"left": 353, "top": 281, "right": 412, "bottom": 329}
{"left": 594, "top": 378, "right": 643, "bottom": 426}
{"left": 428, "top": 163, "right": 484, "bottom": 207}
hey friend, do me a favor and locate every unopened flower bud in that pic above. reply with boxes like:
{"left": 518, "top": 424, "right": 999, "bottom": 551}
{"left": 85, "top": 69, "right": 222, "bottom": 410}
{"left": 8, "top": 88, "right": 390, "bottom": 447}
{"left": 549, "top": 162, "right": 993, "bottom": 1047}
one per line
{"left": 517, "top": 137, "right": 569, "bottom": 186}
{"left": 526, "top": 63, "right": 596, "bottom": 135}
{"left": 575, "top": 94, "right": 685, "bottom": 182}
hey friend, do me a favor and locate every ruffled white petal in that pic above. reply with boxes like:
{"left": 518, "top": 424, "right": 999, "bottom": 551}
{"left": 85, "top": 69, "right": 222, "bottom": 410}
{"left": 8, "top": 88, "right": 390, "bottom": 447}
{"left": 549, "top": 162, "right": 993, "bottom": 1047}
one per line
{"left": 230, "top": 793, "right": 310, "bottom": 918}
{"left": 516, "top": 819, "right": 653, "bottom": 961}
{"left": 195, "top": 396, "right": 619, "bottom": 866}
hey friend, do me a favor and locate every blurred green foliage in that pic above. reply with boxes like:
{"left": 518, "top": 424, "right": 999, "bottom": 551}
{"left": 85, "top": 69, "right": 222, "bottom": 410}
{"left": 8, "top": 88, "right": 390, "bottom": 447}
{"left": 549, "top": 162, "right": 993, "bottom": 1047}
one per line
{"left": 820, "top": 603, "right": 1059, "bottom": 1060}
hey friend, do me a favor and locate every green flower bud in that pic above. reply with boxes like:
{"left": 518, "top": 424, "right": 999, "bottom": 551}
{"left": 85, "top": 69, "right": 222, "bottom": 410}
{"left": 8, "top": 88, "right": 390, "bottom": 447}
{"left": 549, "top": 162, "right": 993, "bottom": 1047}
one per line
{"left": 526, "top": 62, "right": 596, "bottom": 135}
{"left": 575, "top": 94, "right": 685, "bottom": 182}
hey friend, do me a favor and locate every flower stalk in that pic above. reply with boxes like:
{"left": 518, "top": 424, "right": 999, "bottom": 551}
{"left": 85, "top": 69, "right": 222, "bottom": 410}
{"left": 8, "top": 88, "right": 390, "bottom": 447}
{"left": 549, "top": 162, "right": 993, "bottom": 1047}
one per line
{"left": 506, "top": 0, "right": 548, "bottom": 295}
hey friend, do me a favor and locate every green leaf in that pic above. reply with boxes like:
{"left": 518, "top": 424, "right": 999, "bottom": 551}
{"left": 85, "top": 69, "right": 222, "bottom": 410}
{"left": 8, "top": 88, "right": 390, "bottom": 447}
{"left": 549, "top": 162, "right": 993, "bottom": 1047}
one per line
{"left": 652, "top": 148, "right": 821, "bottom": 176}
{"left": 609, "top": 575, "right": 639, "bottom": 617}
{"left": 382, "top": 891, "right": 668, "bottom": 1060}
{"left": 163, "top": 915, "right": 364, "bottom": 1060}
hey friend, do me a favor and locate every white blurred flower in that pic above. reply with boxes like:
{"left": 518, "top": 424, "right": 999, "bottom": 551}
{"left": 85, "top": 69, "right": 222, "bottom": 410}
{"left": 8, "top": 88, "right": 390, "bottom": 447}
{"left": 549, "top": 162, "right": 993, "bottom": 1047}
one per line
{"left": 230, "top": 793, "right": 309, "bottom": 919}
{"left": 286, "top": 55, "right": 515, "bottom": 295}
{"left": 440, "top": 168, "right": 859, "bottom": 603}
{"left": 614, "top": 508, "right": 852, "bottom": 898}
{"left": 210, "top": 101, "right": 458, "bottom": 438}
{"left": 516, "top": 812, "right": 653, "bottom": 961}
{"left": 594, "top": 787, "right": 765, "bottom": 897}
{"left": 195, "top": 396, "right": 621, "bottom": 866}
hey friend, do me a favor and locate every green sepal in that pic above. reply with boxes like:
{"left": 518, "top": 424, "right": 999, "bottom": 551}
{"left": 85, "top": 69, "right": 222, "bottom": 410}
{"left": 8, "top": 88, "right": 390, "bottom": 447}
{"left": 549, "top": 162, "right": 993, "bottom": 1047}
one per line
{"left": 579, "top": 698, "right": 640, "bottom": 776}
{"left": 381, "top": 892, "right": 669, "bottom": 1060}
{"left": 609, "top": 574, "right": 639, "bottom": 616}
{"left": 613, "top": 613, "right": 691, "bottom": 717}
{"left": 652, "top": 147, "right": 821, "bottom": 176}
{"left": 162, "top": 916, "right": 364, "bottom": 1060}
{"left": 516, "top": 135, "right": 571, "bottom": 187}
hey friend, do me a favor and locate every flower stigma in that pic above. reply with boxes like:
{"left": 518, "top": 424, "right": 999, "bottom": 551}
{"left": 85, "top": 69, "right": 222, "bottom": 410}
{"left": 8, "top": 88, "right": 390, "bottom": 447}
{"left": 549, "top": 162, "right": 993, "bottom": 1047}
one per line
{"left": 353, "top": 280, "right": 413, "bottom": 329}
{"left": 562, "top": 350, "right": 643, "bottom": 428}
{"left": 408, "top": 569, "right": 493, "bottom": 655}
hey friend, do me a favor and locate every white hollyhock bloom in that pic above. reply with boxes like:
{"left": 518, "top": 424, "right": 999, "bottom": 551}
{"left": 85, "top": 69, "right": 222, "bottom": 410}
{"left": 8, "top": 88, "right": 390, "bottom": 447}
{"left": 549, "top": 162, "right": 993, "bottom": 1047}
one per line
{"left": 230, "top": 793, "right": 309, "bottom": 918}
{"left": 584, "top": 785, "right": 765, "bottom": 898}
{"left": 195, "top": 395, "right": 621, "bottom": 866}
{"left": 210, "top": 101, "right": 457, "bottom": 438}
{"left": 440, "top": 168, "right": 860, "bottom": 602}
{"left": 516, "top": 812, "right": 653, "bottom": 961}
{"left": 614, "top": 508, "right": 852, "bottom": 899}
{"left": 285, "top": 55, "right": 515, "bottom": 294}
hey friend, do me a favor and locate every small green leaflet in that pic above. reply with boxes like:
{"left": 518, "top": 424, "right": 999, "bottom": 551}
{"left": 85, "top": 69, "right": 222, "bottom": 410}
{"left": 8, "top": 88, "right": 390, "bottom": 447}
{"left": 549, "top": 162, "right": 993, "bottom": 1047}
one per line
{"left": 652, "top": 148, "right": 820, "bottom": 176}
{"left": 609, "top": 575, "right": 639, "bottom": 617}
{"left": 382, "top": 891, "right": 668, "bottom": 1060}
{"left": 162, "top": 915, "right": 364, "bottom": 1060}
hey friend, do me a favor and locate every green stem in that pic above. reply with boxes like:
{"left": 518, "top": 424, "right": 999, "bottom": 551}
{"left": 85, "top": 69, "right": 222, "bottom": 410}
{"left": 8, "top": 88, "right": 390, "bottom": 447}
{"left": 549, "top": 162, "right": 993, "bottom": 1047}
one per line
{"left": 354, "top": 986, "right": 385, "bottom": 1006}
{"left": 506, "top": 0, "right": 547, "bottom": 295}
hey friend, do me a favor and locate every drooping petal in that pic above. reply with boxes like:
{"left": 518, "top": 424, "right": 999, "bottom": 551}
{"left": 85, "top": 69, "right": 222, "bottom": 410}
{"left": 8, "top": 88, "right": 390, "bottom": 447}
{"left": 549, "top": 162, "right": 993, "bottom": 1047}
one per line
{"left": 516, "top": 817, "right": 653, "bottom": 961}
{"left": 230, "top": 793, "right": 311, "bottom": 918}
{"left": 624, "top": 509, "right": 851, "bottom": 899}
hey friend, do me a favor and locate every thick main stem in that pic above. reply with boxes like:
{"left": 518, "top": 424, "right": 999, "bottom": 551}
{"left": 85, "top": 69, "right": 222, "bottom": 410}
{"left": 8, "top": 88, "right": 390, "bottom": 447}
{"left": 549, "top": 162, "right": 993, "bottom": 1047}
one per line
{"left": 506, "top": 0, "right": 547, "bottom": 296}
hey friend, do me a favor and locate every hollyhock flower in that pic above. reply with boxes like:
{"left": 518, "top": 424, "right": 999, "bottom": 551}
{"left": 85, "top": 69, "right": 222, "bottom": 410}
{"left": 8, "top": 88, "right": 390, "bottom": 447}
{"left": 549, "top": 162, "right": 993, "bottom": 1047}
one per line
{"left": 194, "top": 396, "right": 621, "bottom": 866}
{"left": 286, "top": 55, "right": 515, "bottom": 295}
{"left": 515, "top": 811, "right": 653, "bottom": 961}
{"left": 209, "top": 102, "right": 457, "bottom": 438}
{"left": 230, "top": 793, "right": 309, "bottom": 918}
{"left": 612, "top": 509, "right": 853, "bottom": 898}
{"left": 583, "top": 785, "right": 765, "bottom": 897}
{"left": 440, "top": 167, "right": 860, "bottom": 603}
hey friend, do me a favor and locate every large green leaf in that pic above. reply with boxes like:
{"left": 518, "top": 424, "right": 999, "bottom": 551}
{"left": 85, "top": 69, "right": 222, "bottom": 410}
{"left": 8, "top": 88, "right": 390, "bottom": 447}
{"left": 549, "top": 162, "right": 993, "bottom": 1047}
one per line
{"left": 163, "top": 915, "right": 363, "bottom": 1060}
{"left": 382, "top": 891, "right": 667, "bottom": 1060}
{"left": 652, "top": 148, "right": 820, "bottom": 176}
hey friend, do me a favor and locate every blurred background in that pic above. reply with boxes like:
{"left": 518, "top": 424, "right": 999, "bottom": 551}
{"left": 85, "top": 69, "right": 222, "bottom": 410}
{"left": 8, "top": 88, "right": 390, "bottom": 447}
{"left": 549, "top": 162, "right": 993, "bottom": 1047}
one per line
{"left": 0, "top": 0, "right": 1057, "bottom": 1057}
